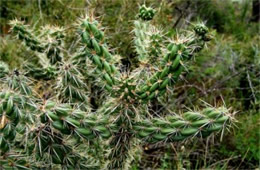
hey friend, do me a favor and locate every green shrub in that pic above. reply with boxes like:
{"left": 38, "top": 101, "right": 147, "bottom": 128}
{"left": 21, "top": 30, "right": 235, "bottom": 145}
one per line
{"left": 220, "top": 112, "right": 260, "bottom": 163}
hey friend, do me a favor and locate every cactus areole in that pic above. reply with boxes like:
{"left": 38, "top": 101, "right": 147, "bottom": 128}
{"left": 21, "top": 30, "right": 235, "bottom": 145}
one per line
{"left": 0, "top": 5, "right": 233, "bottom": 170}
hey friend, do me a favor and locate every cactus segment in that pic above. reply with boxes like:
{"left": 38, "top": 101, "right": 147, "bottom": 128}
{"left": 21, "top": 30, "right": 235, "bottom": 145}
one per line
{"left": 134, "top": 107, "right": 231, "bottom": 143}
{"left": 10, "top": 20, "right": 64, "bottom": 65}
{"left": 80, "top": 19, "right": 120, "bottom": 90}
{"left": 136, "top": 44, "right": 183, "bottom": 101}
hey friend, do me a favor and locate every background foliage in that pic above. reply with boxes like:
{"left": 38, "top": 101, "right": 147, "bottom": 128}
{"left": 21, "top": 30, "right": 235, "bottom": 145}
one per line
{"left": 0, "top": 0, "right": 259, "bottom": 169}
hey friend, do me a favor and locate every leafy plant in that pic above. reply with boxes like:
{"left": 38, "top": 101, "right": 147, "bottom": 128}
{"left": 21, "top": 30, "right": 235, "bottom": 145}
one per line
{"left": 0, "top": 5, "right": 234, "bottom": 169}
{"left": 220, "top": 112, "right": 260, "bottom": 163}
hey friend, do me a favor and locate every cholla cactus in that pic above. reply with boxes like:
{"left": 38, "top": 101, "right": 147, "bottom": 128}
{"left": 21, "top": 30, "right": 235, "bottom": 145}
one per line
{"left": 0, "top": 5, "right": 234, "bottom": 170}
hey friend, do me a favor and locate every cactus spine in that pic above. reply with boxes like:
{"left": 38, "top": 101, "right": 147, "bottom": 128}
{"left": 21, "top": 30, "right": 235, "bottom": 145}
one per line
{"left": 0, "top": 5, "right": 233, "bottom": 170}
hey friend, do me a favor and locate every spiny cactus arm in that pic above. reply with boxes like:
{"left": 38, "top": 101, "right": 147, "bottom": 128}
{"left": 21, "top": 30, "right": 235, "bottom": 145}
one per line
{"left": 28, "top": 123, "right": 100, "bottom": 169}
{"left": 40, "top": 101, "right": 112, "bottom": 141}
{"left": 134, "top": 43, "right": 185, "bottom": 102}
{"left": 2, "top": 69, "right": 33, "bottom": 96}
{"left": 133, "top": 107, "right": 233, "bottom": 143}
{"left": 133, "top": 5, "right": 163, "bottom": 63}
{"left": 10, "top": 20, "right": 64, "bottom": 65}
{"left": 55, "top": 63, "right": 90, "bottom": 109}
{"left": 42, "top": 26, "right": 65, "bottom": 65}
{"left": 133, "top": 21, "right": 163, "bottom": 63}
{"left": 106, "top": 108, "right": 137, "bottom": 170}
{"left": 107, "top": 126, "right": 133, "bottom": 169}
{"left": 79, "top": 16, "right": 121, "bottom": 92}
{"left": 135, "top": 24, "right": 211, "bottom": 103}
{"left": 95, "top": 97, "right": 140, "bottom": 169}
{"left": 0, "top": 98, "right": 103, "bottom": 168}
{"left": 0, "top": 89, "right": 36, "bottom": 155}
{"left": 133, "top": 20, "right": 150, "bottom": 62}
{"left": 10, "top": 19, "right": 45, "bottom": 53}
{"left": 0, "top": 99, "right": 107, "bottom": 168}
{"left": 0, "top": 69, "right": 36, "bottom": 155}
